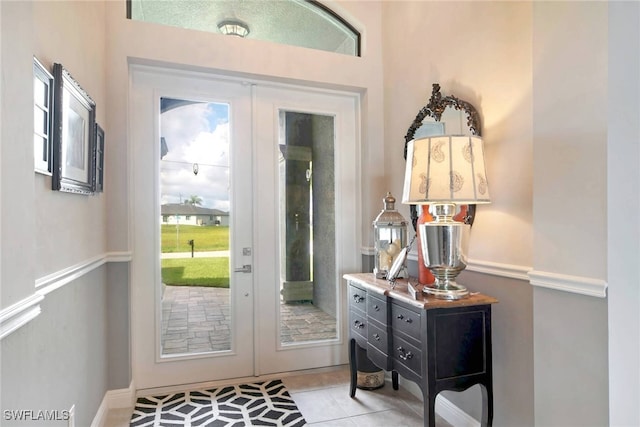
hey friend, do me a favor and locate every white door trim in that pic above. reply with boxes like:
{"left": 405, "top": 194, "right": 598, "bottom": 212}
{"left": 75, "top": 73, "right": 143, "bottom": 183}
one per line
{"left": 129, "top": 65, "right": 254, "bottom": 389}
{"left": 129, "top": 63, "right": 362, "bottom": 389}
{"left": 252, "top": 84, "right": 360, "bottom": 375}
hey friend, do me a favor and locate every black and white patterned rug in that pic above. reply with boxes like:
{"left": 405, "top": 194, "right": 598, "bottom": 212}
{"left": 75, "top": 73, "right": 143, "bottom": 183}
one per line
{"left": 130, "top": 380, "right": 306, "bottom": 426}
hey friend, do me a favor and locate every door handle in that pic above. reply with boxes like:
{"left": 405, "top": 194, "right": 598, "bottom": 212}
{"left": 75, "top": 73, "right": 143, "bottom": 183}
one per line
{"left": 234, "top": 264, "right": 252, "bottom": 273}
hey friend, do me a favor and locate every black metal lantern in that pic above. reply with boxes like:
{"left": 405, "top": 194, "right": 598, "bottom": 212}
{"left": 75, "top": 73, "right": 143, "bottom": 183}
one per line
{"left": 373, "top": 192, "right": 408, "bottom": 279}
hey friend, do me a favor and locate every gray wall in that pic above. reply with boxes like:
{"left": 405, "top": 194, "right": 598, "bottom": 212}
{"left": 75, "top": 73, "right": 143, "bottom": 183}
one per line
{"left": 107, "top": 263, "right": 131, "bottom": 391}
{"left": 0, "top": 267, "right": 125, "bottom": 427}
{"left": 533, "top": 288, "right": 608, "bottom": 426}
{"left": 607, "top": 2, "right": 640, "bottom": 423}
{"left": 362, "top": 254, "right": 375, "bottom": 275}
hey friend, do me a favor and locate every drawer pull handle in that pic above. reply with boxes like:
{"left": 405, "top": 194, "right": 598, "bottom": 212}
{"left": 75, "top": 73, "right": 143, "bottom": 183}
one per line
{"left": 397, "top": 314, "right": 413, "bottom": 323}
{"left": 353, "top": 320, "right": 365, "bottom": 329}
{"left": 373, "top": 333, "right": 380, "bottom": 341}
{"left": 353, "top": 294, "right": 364, "bottom": 303}
{"left": 397, "top": 346, "right": 414, "bottom": 361}
{"left": 373, "top": 304, "right": 380, "bottom": 311}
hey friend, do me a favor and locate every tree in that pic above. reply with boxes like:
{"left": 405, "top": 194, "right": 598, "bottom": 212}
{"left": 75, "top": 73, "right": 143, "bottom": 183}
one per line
{"left": 186, "top": 195, "right": 203, "bottom": 206}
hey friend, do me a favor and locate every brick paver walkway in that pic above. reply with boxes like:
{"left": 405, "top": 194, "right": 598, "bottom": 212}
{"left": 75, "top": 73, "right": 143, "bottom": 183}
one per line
{"left": 161, "top": 286, "right": 337, "bottom": 355}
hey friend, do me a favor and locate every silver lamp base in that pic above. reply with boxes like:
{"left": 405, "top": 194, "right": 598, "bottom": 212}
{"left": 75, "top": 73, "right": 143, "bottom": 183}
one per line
{"left": 422, "top": 280, "right": 469, "bottom": 300}
{"left": 419, "top": 204, "right": 471, "bottom": 300}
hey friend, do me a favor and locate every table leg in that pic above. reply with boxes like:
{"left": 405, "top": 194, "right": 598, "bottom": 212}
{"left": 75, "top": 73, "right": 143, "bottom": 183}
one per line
{"left": 349, "top": 338, "right": 357, "bottom": 398}
{"left": 480, "top": 383, "right": 493, "bottom": 426}
{"left": 392, "top": 371, "right": 399, "bottom": 390}
{"left": 423, "top": 391, "right": 436, "bottom": 427}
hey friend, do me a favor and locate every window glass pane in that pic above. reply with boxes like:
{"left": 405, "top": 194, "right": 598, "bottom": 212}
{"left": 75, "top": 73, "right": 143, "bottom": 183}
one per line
{"left": 160, "top": 98, "right": 232, "bottom": 356}
{"left": 129, "top": 0, "right": 360, "bottom": 56}
{"left": 279, "top": 110, "right": 337, "bottom": 344}
{"left": 34, "top": 77, "right": 48, "bottom": 107}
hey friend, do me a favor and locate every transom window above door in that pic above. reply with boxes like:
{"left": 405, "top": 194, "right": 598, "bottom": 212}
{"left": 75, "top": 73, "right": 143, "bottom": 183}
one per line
{"left": 127, "top": 0, "right": 361, "bottom": 56}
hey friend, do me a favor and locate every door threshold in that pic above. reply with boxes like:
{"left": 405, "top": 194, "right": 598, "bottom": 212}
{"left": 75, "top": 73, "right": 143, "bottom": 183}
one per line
{"left": 135, "top": 364, "right": 349, "bottom": 398}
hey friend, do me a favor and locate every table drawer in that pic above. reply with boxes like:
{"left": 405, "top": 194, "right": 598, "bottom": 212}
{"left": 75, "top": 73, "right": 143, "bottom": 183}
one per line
{"left": 393, "top": 335, "right": 422, "bottom": 377}
{"left": 349, "top": 308, "right": 367, "bottom": 343}
{"left": 367, "top": 344, "right": 391, "bottom": 371}
{"left": 348, "top": 283, "right": 367, "bottom": 313}
{"left": 391, "top": 303, "right": 421, "bottom": 339}
{"left": 367, "top": 294, "right": 387, "bottom": 325}
{"left": 367, "top": 322, "right": 389, "bottom": 355}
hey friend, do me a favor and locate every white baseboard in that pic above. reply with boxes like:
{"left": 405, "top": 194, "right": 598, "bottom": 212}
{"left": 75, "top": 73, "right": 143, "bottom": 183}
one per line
{"left": 91, "top": 381, "right": 135, "bottom": 427}
{"left": 91, "top": 396, "right": 109, "bottom": 427}
{"left": 394, "top": 374, "right": 480, "bottom": 426}
{"left": 107, "top": 381, "right": 136, "bottom": 408}
{"left": 436, "top": 395, "right": 481, "bottom": 427}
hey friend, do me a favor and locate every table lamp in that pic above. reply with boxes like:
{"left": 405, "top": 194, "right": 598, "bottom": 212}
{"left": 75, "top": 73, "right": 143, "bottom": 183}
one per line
{"left": 402, "top": 135, "right": 490, "bottom": 299}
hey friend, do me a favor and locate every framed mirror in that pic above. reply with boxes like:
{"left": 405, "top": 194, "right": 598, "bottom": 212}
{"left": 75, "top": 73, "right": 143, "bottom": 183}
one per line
{"left": 403, "top": 83, "right": 481, "bottom": 230}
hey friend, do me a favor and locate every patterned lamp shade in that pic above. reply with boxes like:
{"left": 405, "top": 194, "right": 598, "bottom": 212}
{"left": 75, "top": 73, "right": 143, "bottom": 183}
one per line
{"left": 402, "top": 135, "right": 491, "bottom": 205}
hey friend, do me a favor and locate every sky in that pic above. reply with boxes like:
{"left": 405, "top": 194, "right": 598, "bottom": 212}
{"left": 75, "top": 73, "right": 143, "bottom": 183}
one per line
{"left": 160, "top": 100, "right": 230, "bottom": 211}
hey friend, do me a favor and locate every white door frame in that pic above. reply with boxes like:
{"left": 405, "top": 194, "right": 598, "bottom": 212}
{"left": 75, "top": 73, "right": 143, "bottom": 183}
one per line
{"left": 129, "top": 65, "right": 255, "bottom": 390}
{"left": 129, "top": 64, "right": 361, "bottom": 391}
{"left": 252, "top": 84, "right": 360, "bottom": 374}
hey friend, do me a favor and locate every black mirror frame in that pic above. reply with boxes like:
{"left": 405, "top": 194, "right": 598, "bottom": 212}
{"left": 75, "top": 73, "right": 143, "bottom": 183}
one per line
{"left": 403, "top": 83, "right": 482, "bottom": 230}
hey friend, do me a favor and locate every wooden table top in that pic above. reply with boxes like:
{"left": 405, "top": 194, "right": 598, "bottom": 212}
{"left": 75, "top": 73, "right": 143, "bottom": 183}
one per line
{"left": 344, "top": 273, "right": 498, "bottom": 310}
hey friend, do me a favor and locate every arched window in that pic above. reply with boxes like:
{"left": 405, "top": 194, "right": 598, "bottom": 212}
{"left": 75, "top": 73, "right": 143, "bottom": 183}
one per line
{"left": 127, "top": 0, "right": 361, "bottom": 56}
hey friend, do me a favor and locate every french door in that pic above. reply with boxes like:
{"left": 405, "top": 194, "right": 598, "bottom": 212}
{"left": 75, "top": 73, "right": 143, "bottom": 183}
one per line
{"left": 130, "top": 65, "right": 359, "bottom": 391}
{"left": 252, "top": 85, "right": 359, "bottom": 373}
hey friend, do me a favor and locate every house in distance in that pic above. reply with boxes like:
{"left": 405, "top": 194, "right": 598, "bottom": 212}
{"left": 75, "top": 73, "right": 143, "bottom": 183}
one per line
{"left": 160, "top": 203, "right": 229, "bottom": 226}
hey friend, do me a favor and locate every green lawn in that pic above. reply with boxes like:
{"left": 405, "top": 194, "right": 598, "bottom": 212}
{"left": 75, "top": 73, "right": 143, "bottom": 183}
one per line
{"left": 161, "top": 225, "right": 230, "bottom": 287}
{"left": 161, "top": 224, "right": 229, "bottom": 253}
{"left": 162, "top": 257, "right": 230, "bottom": 288}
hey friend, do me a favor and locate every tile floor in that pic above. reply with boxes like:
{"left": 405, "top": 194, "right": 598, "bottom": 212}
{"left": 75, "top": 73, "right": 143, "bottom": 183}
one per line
{"left": 104, "top": 365, "right": 453, "bottom": 427}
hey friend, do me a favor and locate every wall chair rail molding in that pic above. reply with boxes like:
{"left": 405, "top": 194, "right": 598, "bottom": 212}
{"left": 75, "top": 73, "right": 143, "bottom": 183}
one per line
{"left": 407, "top": 250, "right": 532, "bottom": 283}
{"left": 528, "top": 269, "right": 607, "bottom": 298}
{"left": 35, "top": 254, "right": 107, "bottom": 296}
{"left": 360, "top": 245, "right": 376, "bottom": 256}
{"left": 0, "top": 252, "right": 132, "bottom": 341}
{"left": 105, "top": 251, "right": 134, "bottom": 263}
{"left": 35, "top": 251, "right": 133, "bottom": 297}
{"left": 467, "top": 258, "right": 531, "bottom": 282}
{"left": 0, "top": 293, "right": 44, "bottom": 340}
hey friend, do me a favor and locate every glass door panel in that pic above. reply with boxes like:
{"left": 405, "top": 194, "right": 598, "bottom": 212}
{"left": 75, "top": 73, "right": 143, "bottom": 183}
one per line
{"left": 130, "top": 66, "right": 254, "bottom": 389}
{"left": 159, "top": 98, "right": 232, "bottom": 357}
{"left": 253, "top": 84, "right": 357, "bottom": 375}
{"left": 278, "top": 111, "right": 337, "bottom": 344}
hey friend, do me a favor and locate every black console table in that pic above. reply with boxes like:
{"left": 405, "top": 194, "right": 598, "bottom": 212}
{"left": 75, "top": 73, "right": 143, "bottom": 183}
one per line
{"left": 344, "top": 273, "right": 497, "bottom": 427}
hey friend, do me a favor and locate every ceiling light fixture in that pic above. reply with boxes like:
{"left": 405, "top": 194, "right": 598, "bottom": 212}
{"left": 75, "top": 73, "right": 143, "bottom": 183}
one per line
{"left": 217, "top": 20, "right": 250, "bottom": 38}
